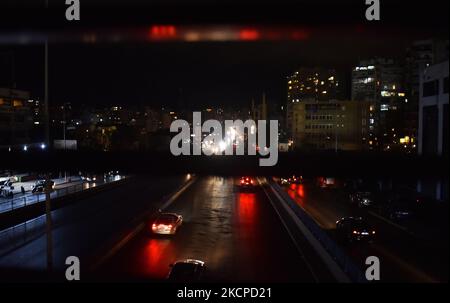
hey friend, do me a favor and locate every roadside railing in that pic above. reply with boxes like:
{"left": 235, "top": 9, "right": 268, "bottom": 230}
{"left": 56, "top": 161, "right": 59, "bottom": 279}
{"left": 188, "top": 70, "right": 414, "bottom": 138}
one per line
{"left": 0, "top": 215, "right": 47, "bottom": 256}
{"left": 0, "top": 177, "right": 124, "bottom": 214}
{"left": 269, "top": 178, "right": 366, "bottom": 283}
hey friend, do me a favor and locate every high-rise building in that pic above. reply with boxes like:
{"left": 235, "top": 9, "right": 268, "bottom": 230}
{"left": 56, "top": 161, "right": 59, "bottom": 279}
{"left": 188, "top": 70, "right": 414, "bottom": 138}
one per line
{"left": 351, "top": 58, "right": 410, "bottom": 151}
{"left": 286, "top": 99, "right": 370, "bottom": 151}
{"left": 351, "top": 58, "right": 404, "bottom": 102}
{"left": 406, "top": 39, "right": 449, "bottom": 101}
{"left": 287, "top": 68, "right": 341, "bottom": 103}
{"left": 417, "top": 60, "right": 449, "bottom": 201}
{"left": 403, "top": 40, "right": 449, "bottom": 151}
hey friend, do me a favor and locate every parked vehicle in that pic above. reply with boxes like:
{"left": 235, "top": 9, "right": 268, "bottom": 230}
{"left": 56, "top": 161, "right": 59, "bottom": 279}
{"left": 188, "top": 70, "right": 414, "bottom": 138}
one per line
{"left": 0, "top": 185, "right": 14, "bottom": 198}
{"left": 349, "top": 191, "right": 375, "bottom": 208}
{"left": 32, "top": 180, "right": 55, "bottom": 193}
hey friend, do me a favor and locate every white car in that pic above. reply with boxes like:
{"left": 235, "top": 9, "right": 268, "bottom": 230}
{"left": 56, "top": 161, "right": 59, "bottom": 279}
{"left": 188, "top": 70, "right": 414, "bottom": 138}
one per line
{"left": 150, "top": 212, "right": 183, "bottom": 235}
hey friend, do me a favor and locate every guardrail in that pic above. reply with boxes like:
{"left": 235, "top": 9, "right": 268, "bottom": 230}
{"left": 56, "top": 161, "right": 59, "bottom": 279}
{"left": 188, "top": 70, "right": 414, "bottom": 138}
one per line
{"left": 0, "top": 177, "right": 124, "bottom": 214}
{"left": 0, "top": 215, "right": 46, "bottom": 257}
{"left": 0, "top": 176, "right": 129, "bottom": 257}
{"left": 269, "top": 178, "right": 366, "bottom": 283}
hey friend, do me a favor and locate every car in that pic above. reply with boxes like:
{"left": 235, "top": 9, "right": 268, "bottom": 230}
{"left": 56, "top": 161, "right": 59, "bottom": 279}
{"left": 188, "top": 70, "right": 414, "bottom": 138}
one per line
{"left": 167, "top": 259, "right": 206, "bottom": 282}
{"left": 31, "top": 180, "right": 55, "bottom": 193}
{"left": 288, "top": 175, "right": 303, "bottom": 184}
{"left": 336, "top": 217, "right": 376, "bottom": 243}
{"left": 151, "top": 212, "right": 183, "bottom": 235}
{"left": 0, "top": 185, "right": 14, "bottom": 198}
{"left": 239, "top": 176, "right": 254, "bottom": 188}
{"left": 280, "top": 175, "right": 303, "bottom": 185}
{"left": 349, "top": 191, "right": 374, "bottom": 208}
{"left": 81, "top": 174, "right": 101, "bottom": 182}
{"left": 318, "top": 177, "right": 337, "bottom": 188}
{"left": 0, "top": 180, "right": 14, "bottom": 189}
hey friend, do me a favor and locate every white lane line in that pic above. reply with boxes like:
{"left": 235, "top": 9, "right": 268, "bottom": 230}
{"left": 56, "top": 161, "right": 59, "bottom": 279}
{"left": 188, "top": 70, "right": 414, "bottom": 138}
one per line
{"left": 90, "top": 176, "right": 197, "bottom": 270}
{"left": 368, "top": 210, "right": 413, "bottom": 234}
{"left": 257, "top": 177, "right": 320, "bottom": 283}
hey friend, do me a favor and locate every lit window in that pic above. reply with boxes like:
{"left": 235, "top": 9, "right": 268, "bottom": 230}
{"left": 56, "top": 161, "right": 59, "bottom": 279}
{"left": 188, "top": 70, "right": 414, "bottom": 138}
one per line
{"left": 13, "top": 100, "right": 23, "bottom": 107}
{"left": 380, "top": 104, "right": 389, "bottom": 111}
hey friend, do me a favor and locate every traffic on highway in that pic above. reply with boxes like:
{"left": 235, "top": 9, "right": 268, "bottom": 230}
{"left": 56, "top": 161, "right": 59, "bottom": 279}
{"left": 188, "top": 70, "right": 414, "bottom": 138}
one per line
{"left": 0, "top": 173, "right": 446, "bottom": 283}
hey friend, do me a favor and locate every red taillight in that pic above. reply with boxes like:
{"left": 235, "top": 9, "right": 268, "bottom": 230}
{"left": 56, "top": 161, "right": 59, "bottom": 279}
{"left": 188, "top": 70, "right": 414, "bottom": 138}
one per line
{"left": 168, "top": 224, "right": 173, "bottom": 228}
{"left": 152, "top": 224, "right": 156, "bottom": 229}
{"left": 352, "top": 230, "right": 358, "bottom": 234}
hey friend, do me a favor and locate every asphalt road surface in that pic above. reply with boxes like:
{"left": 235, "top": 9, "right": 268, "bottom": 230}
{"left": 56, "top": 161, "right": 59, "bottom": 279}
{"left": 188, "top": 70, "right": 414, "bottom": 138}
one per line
{"left": 96, "top": 176, "right": 318, "bottom": 282}
{"left": 0, "top": 175, "right": 189, "bottom": 278}
{"left": 284, "top": 182, "right": 448, "bottom": 282}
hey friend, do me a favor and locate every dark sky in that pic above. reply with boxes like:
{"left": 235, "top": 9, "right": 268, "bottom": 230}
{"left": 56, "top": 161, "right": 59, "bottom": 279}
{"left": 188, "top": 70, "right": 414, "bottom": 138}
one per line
{"left": 0, "top": 25, "right": 447, "bottom": 109}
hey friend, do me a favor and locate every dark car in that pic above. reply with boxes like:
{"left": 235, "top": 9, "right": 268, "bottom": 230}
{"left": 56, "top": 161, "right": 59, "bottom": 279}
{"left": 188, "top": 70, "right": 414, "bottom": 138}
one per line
{"left": 167, "top": 259, "right": 206, "bottom": 282}
{"left": 280, "top": 175, "right": 303, "bottom": 185}
{"left": 31, "top": 180, "right": 55, "bottom": 193}
{"left": 239, "top": 177, "right": 255, "bottom": 188}
{"left": 336, "top": 217, "right": 376, "bottom": 243}
{"left": 349, "top": 191, "right": 375, "bottom": 208}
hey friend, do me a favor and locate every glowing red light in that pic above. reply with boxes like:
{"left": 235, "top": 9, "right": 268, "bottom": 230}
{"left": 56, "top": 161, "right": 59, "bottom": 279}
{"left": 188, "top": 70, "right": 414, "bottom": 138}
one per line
{"left": 149, "top": 25, "right": 177, "bottom": 39}
{"left": 297, "top": 184, "right": 305, "bottom": 198}
{"left": 239, "top": 29, "right": 259, "bottom": 41}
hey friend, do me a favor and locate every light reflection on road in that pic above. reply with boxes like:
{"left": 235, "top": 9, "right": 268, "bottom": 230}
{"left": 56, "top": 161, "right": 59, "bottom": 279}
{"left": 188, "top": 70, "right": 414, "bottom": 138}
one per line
{"left": 286, "top": 183, "right": 306, "bottom": 207}
{"left": 143, "top": 238, "right": 175, "bottom": 279}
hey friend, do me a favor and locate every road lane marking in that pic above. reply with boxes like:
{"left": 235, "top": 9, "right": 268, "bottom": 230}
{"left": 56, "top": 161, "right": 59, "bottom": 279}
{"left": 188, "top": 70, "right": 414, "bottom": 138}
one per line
{"left": 257, "top": 177, "right": 320, "bottom": 283}
{"left": 368, "top": 210, "right": 413, "bottom": 234}
{"left": 89, "top": 176, "right": 197, "bottom": 271}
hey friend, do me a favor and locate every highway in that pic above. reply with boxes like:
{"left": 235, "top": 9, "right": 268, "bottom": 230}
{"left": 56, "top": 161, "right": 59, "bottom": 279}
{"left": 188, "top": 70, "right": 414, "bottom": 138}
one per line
{"left": 0, "top": 175, "right": 190, "bottom": 279}
{"left": 0, "top": 175, "right": 124, "bottom": 214}
{"left": 284, "top": 182, "right": 448, "bottom": 282}
{"left": 1, "top": 175, "right": 446, "bottom": 283}
{"left": 95, "top": 176, "right": 320, "bottom": 282}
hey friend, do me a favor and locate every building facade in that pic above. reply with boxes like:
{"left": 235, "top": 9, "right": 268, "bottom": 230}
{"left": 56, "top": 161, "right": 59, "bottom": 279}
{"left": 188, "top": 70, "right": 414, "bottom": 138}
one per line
{"left": 351, "top": 58, "right": 412, "bottom": 151}
{"left": 418, "top": 60, "right": 449, "bottom": 201}
{"left": 0, "top": 88, "right": 33, "bottom": 149}
{"left": 286, "top": 99, "right": 369, "bottom": 151}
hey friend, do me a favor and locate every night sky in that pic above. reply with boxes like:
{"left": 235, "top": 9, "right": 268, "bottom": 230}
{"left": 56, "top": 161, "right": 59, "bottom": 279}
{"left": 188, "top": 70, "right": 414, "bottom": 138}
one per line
{"left": 0, "top": 25, "right": 447, "bottom": 109}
